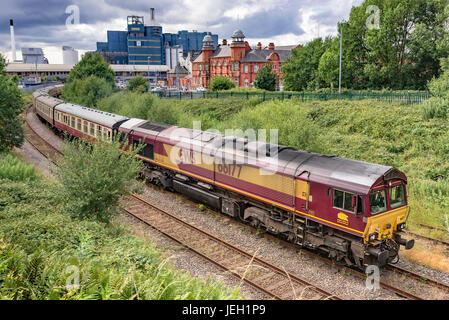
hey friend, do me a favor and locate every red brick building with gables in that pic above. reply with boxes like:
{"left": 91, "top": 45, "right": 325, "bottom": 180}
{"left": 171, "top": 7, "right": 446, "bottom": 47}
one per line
{"left": 192, "top": 29, "right": 299, "bottom": 89}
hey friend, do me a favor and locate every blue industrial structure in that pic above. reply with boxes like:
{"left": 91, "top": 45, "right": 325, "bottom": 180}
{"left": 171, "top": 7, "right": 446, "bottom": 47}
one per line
{"left": 164, "top": 31, "right": 218, "bottom": 54}
{"left": 96, "top": 8, "right": 218, "bottom": 66}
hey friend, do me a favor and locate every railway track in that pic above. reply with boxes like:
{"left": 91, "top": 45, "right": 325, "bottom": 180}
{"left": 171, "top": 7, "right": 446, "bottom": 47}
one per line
{"left": 23, "top": 107, "right": 449, "bottom": 300}
{"left": 125, "top": 194, "right": 339, "bottom": 300}
{"left": 24, "top": 108, "right": 63, "bottom": 164}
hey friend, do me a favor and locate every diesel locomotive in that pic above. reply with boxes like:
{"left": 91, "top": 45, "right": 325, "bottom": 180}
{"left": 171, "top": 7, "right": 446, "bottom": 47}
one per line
{"left": 33, "top": 85, "right": 414, "bottom": 269}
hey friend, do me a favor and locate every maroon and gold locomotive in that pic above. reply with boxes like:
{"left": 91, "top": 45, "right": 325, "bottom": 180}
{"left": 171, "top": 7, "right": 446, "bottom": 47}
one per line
{"left": 34, "top": 85, "right": 414, "bottom": 269}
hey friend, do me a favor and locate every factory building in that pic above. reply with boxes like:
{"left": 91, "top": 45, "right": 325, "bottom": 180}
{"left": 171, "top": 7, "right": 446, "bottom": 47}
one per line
{"left": 62, "top": 46, "right": 79, "bottom": 65}
{"left": 21, "top": 48, "right": 48, "bottom": 64}
{"left": 96, "top": 8, "right": 218, "bottom": 66}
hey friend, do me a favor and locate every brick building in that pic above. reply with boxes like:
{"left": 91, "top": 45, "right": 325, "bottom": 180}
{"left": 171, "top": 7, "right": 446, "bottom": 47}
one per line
{"left": 192, "top": 29, "right": 299, "bottom": 89}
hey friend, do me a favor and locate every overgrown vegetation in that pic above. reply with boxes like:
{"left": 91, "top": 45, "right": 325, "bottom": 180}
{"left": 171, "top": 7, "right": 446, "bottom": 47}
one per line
{"left": 63, "top": 53, "right": 115, "bottom": 107}
{"left": 283, "top": 0, "right": 449, "bottom": 91}
{"left": 57, "top": 137, "right": 143, "bottom": 223}
{"left": 0, "top": 153, "right": 242, "bottom": 299}
{"left": 127, "top": 76, "right": 149, "bottom": 93}
{"left": 0, "top": 54, "right": 24, "bottom": 153}
{"left": 254, "top": 63, "right": 277, "bottom": 91}
{"left": 210, "top": 76, "right": 236, "bottom": 91}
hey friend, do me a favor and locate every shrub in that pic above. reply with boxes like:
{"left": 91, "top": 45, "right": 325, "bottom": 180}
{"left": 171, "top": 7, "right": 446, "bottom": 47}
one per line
{"left": 210, "top": 76, "right": 235, "bottom": 91}
{"left": 0, "top": 154, "right": 37, "bottom": 181}
{"left": 127, "top": 76, "right": 149, "bottom": 93}
{"left": 421, "top": 97, "right": 448, "bottom": 120}
{"left": 63, "top": 76, "right": 113, "bottom": 108}
{"left": 57, "top": 136, "right": 144, "bottom": 223}
{"left": 254, "top": 63, "right": 277, "bottom": 91}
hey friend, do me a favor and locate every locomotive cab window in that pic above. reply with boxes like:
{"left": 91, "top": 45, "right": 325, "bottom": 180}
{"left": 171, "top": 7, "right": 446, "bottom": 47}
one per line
{"left": 369, "top": 189, "right": 387, "bottom": 215}
{"left": 333, "top": 189, "right": 357, "bottom": 213}
{"left": 390, "top": 184, "right": 405, "bottom": 209}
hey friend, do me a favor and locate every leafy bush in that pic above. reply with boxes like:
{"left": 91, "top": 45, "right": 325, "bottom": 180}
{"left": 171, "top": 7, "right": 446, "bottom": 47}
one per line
{"left": 63, "top": 76, "right": 113, "bottom": 108}
{"left": 127, "top": 76, "right": 148, "bottom": 93}
{"left": 0, "top": 154, "right": 37, "bottom": 182}
{"left": 254, "top": 63, "right": 277, "bottom": 91}
{"left": 0, "top": 60, "right": 24, "bottom": 152}
{"left": 0, "top": 179, "right": 243, "bottom": 300}
{"left": 421, "top": 98, "right": 448, "bottom": 120}
{"left": 57, "top": 137, "right": 144, "bottom": 223}
{"left": 66, "top": 52, "right": 115, "bottom": 87}
{"left": 210, "top": 76, "right": 235, "bottom": 91}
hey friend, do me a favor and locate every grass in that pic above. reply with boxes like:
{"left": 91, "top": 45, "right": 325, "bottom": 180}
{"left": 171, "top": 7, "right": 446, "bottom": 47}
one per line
{"left": 0, "top": 153, "right": 243, "bottom": 300}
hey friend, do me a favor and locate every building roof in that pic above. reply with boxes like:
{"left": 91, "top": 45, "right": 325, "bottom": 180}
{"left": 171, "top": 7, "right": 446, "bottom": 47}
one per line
{"left": 210, "top": 45, "right": 231, "bottom": 58}
{"left": 232, "top": 29, "right": 245, "bottom": 38}
{"left": 5, "top": 64, "right": 170, "bottom": 73}
{"left": 21, "top": 48, "right": 44, "bottom": 55}
{"left": 168, "top": 64, "right": 189, "bottom": 74}
{"left": 240, "top": 49, "right": 292, "bottom": 63}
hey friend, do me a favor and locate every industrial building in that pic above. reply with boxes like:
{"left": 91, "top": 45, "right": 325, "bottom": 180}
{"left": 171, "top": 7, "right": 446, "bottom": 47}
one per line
{"left": 96, "top": 8, "right": 218, "bottom": 66}
{"left": 62, "top": 46, "right": 79, "bottom": 65}
{"left": 5, "top": 63, "right": 169, "bottom": 84}
{"left": 21, "top": 48, "right": 48, "bottom": 64}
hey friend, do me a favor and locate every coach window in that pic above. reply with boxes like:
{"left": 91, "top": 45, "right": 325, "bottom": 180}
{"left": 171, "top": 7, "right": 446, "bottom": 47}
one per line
{"left": 333, "top": 189, "right": 356, "bottom": 213}
{"left": 83, "top": 121, "right": 88, "bottom": 134}
{"left": 77, "top": 119, "right": 81, "bottom": 130}
{"left": 90, "top": 123, "right": 95, "bottom": 136}
{"left": 97, "top": 125, "right": 101, "bottom": 137}
{"left": 71, "top": 117, "right": 75, "bottom": 128}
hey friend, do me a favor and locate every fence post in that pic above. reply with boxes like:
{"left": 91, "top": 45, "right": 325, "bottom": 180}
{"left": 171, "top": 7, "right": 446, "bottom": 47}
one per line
{"left": 190, "top": 92, "right": 193, "bottom": 100}
{"left": 263, "top": 92, "right": 266, "bottom": 101}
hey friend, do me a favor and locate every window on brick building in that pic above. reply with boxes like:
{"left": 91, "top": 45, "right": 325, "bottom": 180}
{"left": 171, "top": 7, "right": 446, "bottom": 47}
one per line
{"left": 254, "top": 65, "right": 259, "bottom": 73}
{"left": 234, "top": 63, "right": 238, "bottom": 71}
{"left": 217, "top": 61, "right": 221, "bottom": 67}
{"left": 244, "top": 78, "right": 249, "bottom": 87}
{"left": 234, "top": 78, "right": 239, "bottom": 86}
{"left": 244, "top": 65, "right": 248, "bottom": 73}
{"left": 199, "top": 64, "right": 202, "bottom": 71}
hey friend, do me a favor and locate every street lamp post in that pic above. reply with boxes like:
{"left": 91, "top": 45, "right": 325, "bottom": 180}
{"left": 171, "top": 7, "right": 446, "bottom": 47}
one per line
{"left": 339, "top": 22, "right": 343, "bottom": 96}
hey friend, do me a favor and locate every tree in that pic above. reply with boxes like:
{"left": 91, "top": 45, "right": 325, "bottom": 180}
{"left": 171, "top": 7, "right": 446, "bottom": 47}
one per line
{"left": 63, "top": 75, "right": 113, "bottom": 107}
{"left": 127, "top": 76, "right": 149, "bottom": 93}
{"left": 210, "top": 76, "right": 236, "bottom": 91}
{"left": 282, "top": 38, "right": 332, "bottom": 91}
{"left": 0, "top": 54, "right": 24, "bottom": 153}
{"left": 254, "top": 63, "right": 277, "bottom": 91}
{"left": 428, "top": 58, "right": 449, "bottom": 97}
{"left": 57, "top": 136, "right": 144, "bottom": 223}
{"left": 66, "top": 52, "right": 115, "bottom": 87}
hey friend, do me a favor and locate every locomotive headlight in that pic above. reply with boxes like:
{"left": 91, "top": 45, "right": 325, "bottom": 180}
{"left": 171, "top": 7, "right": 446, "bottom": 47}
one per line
{"left": 397, "top": 223, "right": 405, "bottom": 231}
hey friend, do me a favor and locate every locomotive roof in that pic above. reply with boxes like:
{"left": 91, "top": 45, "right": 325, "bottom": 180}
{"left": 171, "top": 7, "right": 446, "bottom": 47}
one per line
{"left": 120, "top": 120, "right": 404, "bottom": 194}
{"left": 55, "top": 103, "right": 129, "bottom": 128}
{"left": 281, "top": 149, "right": 402, "bottom": 194}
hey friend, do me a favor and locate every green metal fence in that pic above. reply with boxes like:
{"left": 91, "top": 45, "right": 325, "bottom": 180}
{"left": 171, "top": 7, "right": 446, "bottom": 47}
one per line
{"left": 155, "top": 90, "right": 432, "bottom": 104}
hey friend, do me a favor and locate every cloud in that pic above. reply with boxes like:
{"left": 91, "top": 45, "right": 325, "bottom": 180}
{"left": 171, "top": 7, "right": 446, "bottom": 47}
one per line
{"left": 0, "top": 0, "right": 364, "bottom": 63}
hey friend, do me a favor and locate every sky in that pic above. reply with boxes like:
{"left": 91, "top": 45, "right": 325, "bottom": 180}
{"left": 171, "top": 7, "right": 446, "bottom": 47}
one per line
{"left": 0, "top": 0, "right": 364, "bottom": 64}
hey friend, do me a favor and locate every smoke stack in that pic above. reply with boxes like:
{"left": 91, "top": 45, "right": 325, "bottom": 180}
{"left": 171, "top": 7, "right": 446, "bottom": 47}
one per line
{"left": 10, "top": 19, "right": 16, "bottom": 62}
{"left": 268, "top": 42, "right": 275, "bottom": 50}
{"left": 257, "top": 42, "right": 262, "bottom": 50}
{"left": 150, "top": 8, "right": 155, "bottom": 21}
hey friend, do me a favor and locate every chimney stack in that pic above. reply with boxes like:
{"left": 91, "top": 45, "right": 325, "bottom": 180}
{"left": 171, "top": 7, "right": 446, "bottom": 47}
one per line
{"left": 257, "top": 42, "right": 262, "bottom": 50}
{"left": 10, "top": 19, "right": 16, "bottom": 62}
{"left": 150, "top": 8, "right": 155, "bottom": 21}
{"left": 268, "top": 42, "right": 275, "bottom": 50}
{"left": 222, "top": 39, "right": 227, "bottom": 45}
